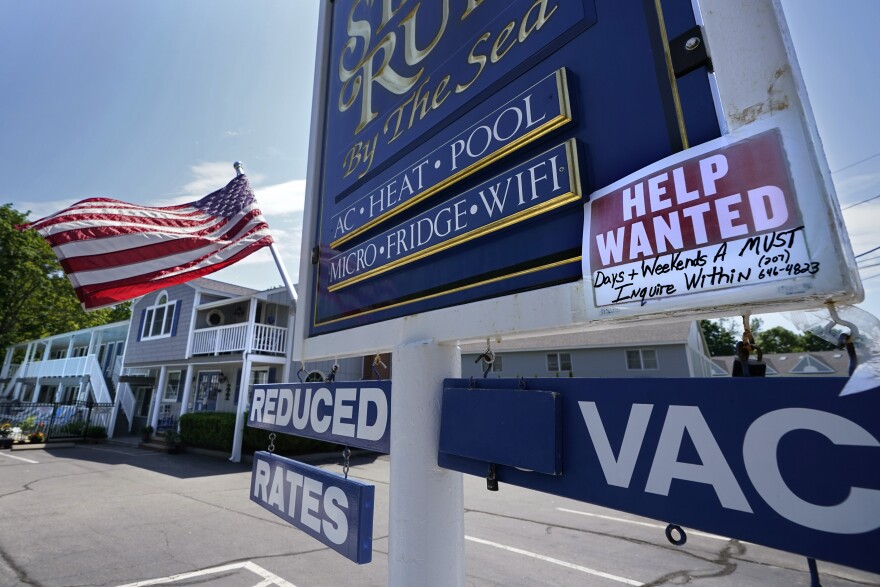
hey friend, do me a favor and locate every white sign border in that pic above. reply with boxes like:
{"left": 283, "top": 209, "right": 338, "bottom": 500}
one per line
{"left": 581, "top": 111, "right": 862, "bottom": 322}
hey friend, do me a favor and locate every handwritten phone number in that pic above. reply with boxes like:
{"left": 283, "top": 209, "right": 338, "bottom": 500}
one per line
{"left": 758, "top": 261, "right": 820, "bottom": 280}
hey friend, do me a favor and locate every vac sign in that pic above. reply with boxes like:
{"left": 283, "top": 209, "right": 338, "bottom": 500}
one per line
{"left": 439, "top": 377, "right": 880, "bottom": 574}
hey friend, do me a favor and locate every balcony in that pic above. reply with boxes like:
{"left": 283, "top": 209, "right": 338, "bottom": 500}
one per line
{"left": 191, "top": 323, "right": 287, "bottom": 356}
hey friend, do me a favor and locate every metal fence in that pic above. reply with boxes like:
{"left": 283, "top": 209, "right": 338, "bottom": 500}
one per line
{"left": 0, "top": 401, "right": 114, "bottom": 442}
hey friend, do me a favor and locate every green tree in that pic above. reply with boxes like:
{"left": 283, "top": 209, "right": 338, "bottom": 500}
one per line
{"left": 0, "top": 204, "right": 130, "bottom": 351}
{"left": 699, "top": 319, "right": 738, "bottom": 356}
{"left": 800, "top": 331, "right": 836, "bottom": 352}
{"left": 755, "top": 326, "right": 802, "bottom": 353}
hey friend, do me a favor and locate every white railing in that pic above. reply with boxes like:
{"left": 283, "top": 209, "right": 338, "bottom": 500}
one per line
{"left": 84, "top": 355, "right": 112, "bottom": 403}
{"left": 192, "top": 324, "right": 249, "bottom": 355}
{"left": 1, "top": 362, "right": 19, "bottom": 379}
{"left": 1, "top": 364, "right": 22, "bottom": 396}
{"left": 112, "top": 355, "right": 124, "bottom": 381}
{"left": 191, "top": 323, "right": 287, "bottom": 355}
{"left": 119, "top": 382, "right": 136, "bottom": 431}
{"left": 17, "top": 355, "right": 112, "bottom": 403}
{"left": 252, "top": 324, "right": 287, "bottom": 354}
{"left": 21, "top": 356, "right": 90, "bottom": 378}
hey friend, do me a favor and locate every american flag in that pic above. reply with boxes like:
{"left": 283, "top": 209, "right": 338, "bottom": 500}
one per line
{"left": 20, "top": 174, "right": 273, "bottom": 310}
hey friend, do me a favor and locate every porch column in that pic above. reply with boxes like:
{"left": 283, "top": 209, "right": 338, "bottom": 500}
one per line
{"left": 149, "top": 366, "right": 168, "bottom": 430}
{"left": 177, "top": 364, "right": 195, "bottom": 428}
{"left": 31, "top": 379, "right": 41, "bottom": 402}
{"left": 22, "top": 343, "right": 34, "bottom": 375}
{"left": 230, "top": 355, "right": 252, "bottom": 463}
{"left": 86, "top": 331, "right": 97, "bottom": 356}
{"left": 245, "top": 298, "right": 257, "bottom": 354}
{"left": 282, "top": 307, "right": 295, "bottom": 382}
{"left": 108, "top": 383, "right": 121, "bottom": 439}
{"left": 64, "top": 337, "right": 75, "bottom": 377}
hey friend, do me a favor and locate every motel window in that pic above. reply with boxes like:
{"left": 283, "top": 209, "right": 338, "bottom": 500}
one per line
{"left": 547, "top": 352, "right": 572, "bottom": 372}
{"left": 142, "top": 292, "right": 177, "bottom": 340}
{"left": 163, "top": 371, "right": 181, "bottom": 402}
{"left": 626, "top": 349, "right": 658, "bottom": 371}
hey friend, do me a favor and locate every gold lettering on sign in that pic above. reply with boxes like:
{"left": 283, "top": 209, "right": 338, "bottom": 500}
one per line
{"left": 337, "top": 0, "right": 451, "bottom": 136}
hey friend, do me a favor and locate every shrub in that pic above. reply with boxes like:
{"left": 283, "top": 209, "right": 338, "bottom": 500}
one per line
{"left": 60, "top": 422, "right": 108, "bottom": 438}
{"left": 28, "top": 431, "right": 45, "bottom": 443}
{"left": 179, "top": 412, "right": 236, "bottom": 451}
{"left": 179, "top": 411, "right": 340, "bottom": 456}
{"left": 84, "top": 425, "right": 107, "bottom": 438}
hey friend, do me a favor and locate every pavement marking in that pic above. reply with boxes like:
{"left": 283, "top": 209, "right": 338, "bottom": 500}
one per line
{"left": 556, "top": 508, "right": 731, "bottom": 542}
{"left": 0, "top": 452, "right": 39, "bottom": 464}
{"left": 465, "top": 535, "right": 644, "bottom": 586}
{"left": 116, "top": 561, "right": 297, "bottom": 587}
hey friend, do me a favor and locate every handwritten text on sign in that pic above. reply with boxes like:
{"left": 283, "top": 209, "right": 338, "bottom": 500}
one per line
{"left": 249, "top": 382, "right": 391, "bottom": 454}
{"left": 586, "top": 129, "right": 814, "bottom": 306}
{"left": 329, "top": 139, "right": 582, "bottom": 291}
{"left": 251, "top": 451, "right": 375, "bottom": 564}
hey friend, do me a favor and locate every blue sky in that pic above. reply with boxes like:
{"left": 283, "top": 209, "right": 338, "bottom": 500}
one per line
{"left": 1, "top": 0, "right": 878, "bottom": 332}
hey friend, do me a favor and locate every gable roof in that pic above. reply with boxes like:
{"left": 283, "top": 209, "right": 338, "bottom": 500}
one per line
{"left": 188, "top": 277, "right": 259, "bottom": 297}
{"left": 712, "top": 350, "right": 851, "bottom": 376}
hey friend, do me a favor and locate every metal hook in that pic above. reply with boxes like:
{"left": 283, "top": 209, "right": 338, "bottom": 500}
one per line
{"left": 734, "top": 313, "right": 763, "bottom": 377}
{"left": 327, "top": 363, "right": 339, "bottom": 382}
{"left": 474, "top": 338, "right": 495, "bottom": 378}
{"left": 826, "top": 302, "right": 860, "bottom": 341}
{"left": 297, "top": 362, "right": 307, "bottom": 383}
{"left": 372, "top": 354, "right": 387, "bottom": 380}
{"left": 665, "top": 524, "right": 687, "bottom": 546}
{"left": 826, "top": 302, "right": 859, "bottom": 376}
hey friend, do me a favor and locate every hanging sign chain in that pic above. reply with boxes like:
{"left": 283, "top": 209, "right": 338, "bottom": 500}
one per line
{"left": 474, "top": 338, "right": 495, "bottom": 378}
{"left": 372, "top": 354, "right": 387, "bottom": 380}
{"left": 342, "top": 447, "right": 352, "bottom": 479}
{"left": 268, "top": 432, "right": 276, "bottom": 454}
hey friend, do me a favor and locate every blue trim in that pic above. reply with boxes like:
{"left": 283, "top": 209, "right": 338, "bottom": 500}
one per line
{"left": 170, "top": 300, "right": 182, "bottom": 337}
{"left": 136, "top": 309, "right": 146, "bottom": 342}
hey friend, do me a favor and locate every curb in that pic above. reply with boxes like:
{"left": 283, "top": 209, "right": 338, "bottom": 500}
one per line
{"left": 12, "top": 442, "right": 76, "bottom": 451}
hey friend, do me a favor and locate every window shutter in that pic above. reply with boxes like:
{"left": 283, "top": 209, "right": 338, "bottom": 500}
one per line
{"left": 136, "top": 309, "right": 147, "bottom": 341}
{"left": 170, "top": 300, "right": 183, "bottom": 337}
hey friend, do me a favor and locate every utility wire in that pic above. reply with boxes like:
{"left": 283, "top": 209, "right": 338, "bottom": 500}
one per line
{"left": 833, "top": 151, "right": 880, "bottom": 174}
{"left": 857, "top": 253, "right": 880, "bottom": 265}
{"left": 855, "top": 244, "right": 880, "bottom": 259}
{"left": 858, "top": 261, "right": 880, "bottom": 271}
{"left": 842, "top": 193, "right": 880, "bottom": 211}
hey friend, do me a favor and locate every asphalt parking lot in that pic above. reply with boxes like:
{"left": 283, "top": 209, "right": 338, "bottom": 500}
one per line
{"left": 1, "top": 444, "right": 878, "bottom": 587}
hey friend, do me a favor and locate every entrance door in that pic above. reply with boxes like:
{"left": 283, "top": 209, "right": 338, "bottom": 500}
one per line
{"left": 193, "top": 371, "right": 220, "bottom": 412}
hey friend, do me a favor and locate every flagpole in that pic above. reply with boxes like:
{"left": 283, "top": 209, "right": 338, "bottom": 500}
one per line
{"left": 235, "top": 161, "right": 298, "bottom": 305}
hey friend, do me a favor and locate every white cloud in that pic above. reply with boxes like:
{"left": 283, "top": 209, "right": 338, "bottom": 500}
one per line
{"left": 178, "top": 161, "right": 266, "bottom": 200}
{"left": 253, "top": 179, "right": 306, "bottom": 216}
